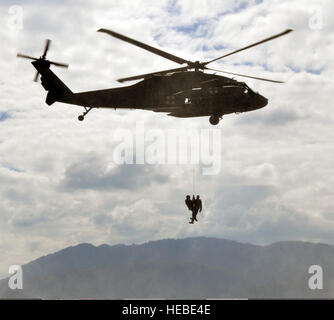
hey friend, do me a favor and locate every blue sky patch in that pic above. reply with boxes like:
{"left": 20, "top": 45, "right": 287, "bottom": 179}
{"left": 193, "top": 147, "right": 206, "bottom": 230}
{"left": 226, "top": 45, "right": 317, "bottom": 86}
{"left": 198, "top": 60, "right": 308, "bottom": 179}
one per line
{"left": 0, "top": 112, "right": 10, "bottom": 122}
{"left": 233, "top": 61, "right": 255, "bottom": 67}
{"left": 4, "top": 165, "right": 24, "bottom": 173}
{"left": 288, "top": 65, "right": 322, "bottom": 75}
{"left": 167, "top": 0, "right": 181, "bottom": 15}
{"left": 235, "top": 1, "right": 248, "bottom": 12}
{"left": 201, "top": 44, "right": 227, "bottom": 52}
{"left": 153, "top": 33, "right": 162, "bottom": 42}
{"left": 306, "top": 68, "right": 322, "bottom": 75}
{"left": 288, "top": 65, "right": 301, "bottom": 73}
{"left": 175, "top": 20, "right": 211, "bottom": 38}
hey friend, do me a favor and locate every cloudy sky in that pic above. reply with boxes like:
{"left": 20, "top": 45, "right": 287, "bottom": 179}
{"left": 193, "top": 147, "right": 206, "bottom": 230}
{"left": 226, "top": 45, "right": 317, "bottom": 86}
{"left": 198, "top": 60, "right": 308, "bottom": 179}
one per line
{"left": 0, "top": 0, "right": 333, "bottom": 276}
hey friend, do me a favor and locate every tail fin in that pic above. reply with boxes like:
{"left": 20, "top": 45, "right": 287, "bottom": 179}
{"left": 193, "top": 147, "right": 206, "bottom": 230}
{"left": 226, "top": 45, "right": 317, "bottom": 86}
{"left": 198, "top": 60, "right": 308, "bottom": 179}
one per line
{"left": 32, "top": 60, "right": 75, "bottom": 106}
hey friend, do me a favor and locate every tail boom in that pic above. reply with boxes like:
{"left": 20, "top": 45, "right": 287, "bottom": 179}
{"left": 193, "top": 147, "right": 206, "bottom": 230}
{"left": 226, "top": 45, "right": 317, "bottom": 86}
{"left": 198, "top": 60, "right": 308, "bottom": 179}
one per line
{"left": 32, "top": 60, "right": 76, "bottom": 106}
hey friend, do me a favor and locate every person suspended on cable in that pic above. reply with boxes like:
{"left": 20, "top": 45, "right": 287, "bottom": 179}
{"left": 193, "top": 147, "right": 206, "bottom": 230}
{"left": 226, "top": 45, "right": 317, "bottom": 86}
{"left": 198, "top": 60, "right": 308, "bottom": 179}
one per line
{"left": 185, "top": 195, "right": 195, "bottom": 224}
{"left": 185, "top": 195, "right": 193, "bottom": 211}
{"left": 190, "top": 195, "right": 202, "bottom": 223}
{"left": 195, "top": 195, "right": 202, "bottom": 213}
{"left": 191, "top": 195, "right": 197, "bottom": 222}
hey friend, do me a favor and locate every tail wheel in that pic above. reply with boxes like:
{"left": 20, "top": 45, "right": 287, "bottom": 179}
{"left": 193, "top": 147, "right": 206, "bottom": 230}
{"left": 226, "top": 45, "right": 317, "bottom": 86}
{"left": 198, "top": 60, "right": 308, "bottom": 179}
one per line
{"left": 209, "top": 115, "right": 220, "bottom": 125}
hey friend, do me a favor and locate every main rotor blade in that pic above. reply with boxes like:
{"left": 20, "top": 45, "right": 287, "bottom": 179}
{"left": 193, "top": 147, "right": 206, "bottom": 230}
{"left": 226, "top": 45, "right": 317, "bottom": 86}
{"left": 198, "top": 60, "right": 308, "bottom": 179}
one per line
{"left": 117, "top": 66, "right": 189, "bottom": 83}
{"left": 42, "top": 39, "right": 51, "bottom": 59}
{"left": 17, "top": 53, "right": 37, "bottom": 60}
{"left": 98, "top": 28, "right": 189, "bottom": 65}
{"left": 206, "top": 67, "right": 284, "bottom": 83}
{"left": 204, "top": 29, "right": 293, "bottom": 65}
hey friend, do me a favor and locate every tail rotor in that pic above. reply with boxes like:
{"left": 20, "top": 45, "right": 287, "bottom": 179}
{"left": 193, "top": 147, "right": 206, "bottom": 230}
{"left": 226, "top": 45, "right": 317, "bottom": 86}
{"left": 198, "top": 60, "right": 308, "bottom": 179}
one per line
{"left": 17, "top": 39, "right": 69, "bottom": 82}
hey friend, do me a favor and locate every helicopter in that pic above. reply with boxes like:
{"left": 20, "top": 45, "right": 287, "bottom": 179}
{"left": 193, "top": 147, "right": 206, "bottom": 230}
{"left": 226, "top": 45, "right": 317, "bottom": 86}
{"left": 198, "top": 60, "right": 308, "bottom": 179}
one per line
{"left": 17, "top": 28, "right": 292, "bottom": 125}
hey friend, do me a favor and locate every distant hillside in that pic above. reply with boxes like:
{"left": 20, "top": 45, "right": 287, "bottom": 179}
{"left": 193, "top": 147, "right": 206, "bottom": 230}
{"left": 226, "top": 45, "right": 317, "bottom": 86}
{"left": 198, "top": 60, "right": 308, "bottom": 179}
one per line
{"left": 1, "top": 237, "right": 333, "bottom": 299}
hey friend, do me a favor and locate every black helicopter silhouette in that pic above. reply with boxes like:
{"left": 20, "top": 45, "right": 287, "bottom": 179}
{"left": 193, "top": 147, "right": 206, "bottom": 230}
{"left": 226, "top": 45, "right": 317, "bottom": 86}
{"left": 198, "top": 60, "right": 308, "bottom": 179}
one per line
{"left": 17, "top": 28, "right": 292, "bottom": 125}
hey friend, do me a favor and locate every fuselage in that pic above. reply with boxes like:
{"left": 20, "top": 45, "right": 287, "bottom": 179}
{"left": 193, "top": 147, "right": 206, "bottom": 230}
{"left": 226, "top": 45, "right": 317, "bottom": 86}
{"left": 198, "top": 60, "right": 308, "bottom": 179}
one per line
{"left": 73, "top": 71, "right": 268, "bottom": 117}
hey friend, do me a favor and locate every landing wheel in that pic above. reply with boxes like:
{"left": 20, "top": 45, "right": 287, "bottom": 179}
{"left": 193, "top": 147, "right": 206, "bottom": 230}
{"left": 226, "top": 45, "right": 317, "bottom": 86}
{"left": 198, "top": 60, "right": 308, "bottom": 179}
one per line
{"left": 78, "top": 106, "right": 93, "bottom": 121}
{"left": 209, "top": 115, "right": 220, "bottom": 125}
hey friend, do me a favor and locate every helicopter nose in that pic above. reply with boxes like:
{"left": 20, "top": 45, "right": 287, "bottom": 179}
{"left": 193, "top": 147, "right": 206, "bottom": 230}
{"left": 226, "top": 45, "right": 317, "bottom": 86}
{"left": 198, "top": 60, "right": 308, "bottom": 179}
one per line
{"left": 257, "top": 94, "right": 268, "bottom": 108}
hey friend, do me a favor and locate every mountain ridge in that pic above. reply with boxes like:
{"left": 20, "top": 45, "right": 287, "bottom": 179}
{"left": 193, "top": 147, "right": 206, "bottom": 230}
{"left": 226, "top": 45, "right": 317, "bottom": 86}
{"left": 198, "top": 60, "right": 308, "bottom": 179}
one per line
{"left": 1, "top": 236, "right": 333, "bottom": 299}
